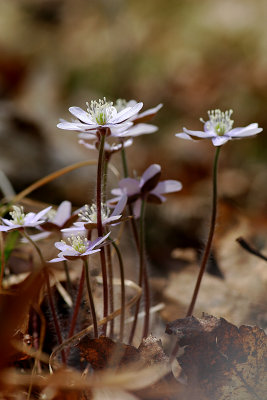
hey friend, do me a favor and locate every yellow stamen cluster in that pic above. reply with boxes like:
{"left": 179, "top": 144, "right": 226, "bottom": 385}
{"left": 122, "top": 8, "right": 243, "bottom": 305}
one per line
{"left": 9, "top": 206, "right": 25, "bottom": 225}
{"left": 86, "top": 97, "right": 116, "bottom": 125}
{"left": 66, "top": 235, "right": 89, "bottom": 253}
{"left": 78, "top": 203, "right": 110, "bottom": 224}
{"left": 202, "top": 109, "right": 234, "bottom": 136}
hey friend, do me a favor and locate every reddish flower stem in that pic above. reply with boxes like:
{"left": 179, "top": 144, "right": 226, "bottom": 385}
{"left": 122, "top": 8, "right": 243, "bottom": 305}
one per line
{"left": 96, "top": 130, "right": 108, "bottom": 335}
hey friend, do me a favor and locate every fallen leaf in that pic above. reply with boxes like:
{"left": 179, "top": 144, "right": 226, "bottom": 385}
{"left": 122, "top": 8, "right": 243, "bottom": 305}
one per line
{"left": 77, "top": 336, "right": 140, "bottom": 370}
{"left": 166, "top": 315, "right": 267, "bottom": 400}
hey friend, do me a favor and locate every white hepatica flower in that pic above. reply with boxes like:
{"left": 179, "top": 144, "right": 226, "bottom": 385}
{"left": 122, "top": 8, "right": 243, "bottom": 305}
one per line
{"left": 62, "top": 195, "right": 127, "bottom": 233}
{"left": 175, "top": 109, "right": 263, "bottom": 146}
{"left": 0, "top": 205, "right": 52, "bottom": 232}
{"left": 113, "top": 99, "right": 162, "bottom": 138}
{"left": 49, "top": 232, "right": 110, "bottom": 262}
{"left": 57, "top": 97, "right": 143, "bottom": 137}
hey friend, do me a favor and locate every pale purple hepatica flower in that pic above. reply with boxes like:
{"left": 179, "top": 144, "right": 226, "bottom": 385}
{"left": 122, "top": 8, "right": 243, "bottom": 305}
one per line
{"left": 175, "top": 109, "right": 263, "bottom": 147}
{"left": 109, "top": 164, "right": 182, "bottom": 218}
{"left": 62, "top": 195, "right": 127, "bottom": 233}
{"left": 0, "top": 205, "right": 52, "bottom": 232}
{"left": 57, "top": 97, "right": 143, "bottom": 137}
{"left": 21, "top": 201, "right": 80, "bottom": 243}
{"left": 49, "top": 232, "right": 111, "bottom": 262}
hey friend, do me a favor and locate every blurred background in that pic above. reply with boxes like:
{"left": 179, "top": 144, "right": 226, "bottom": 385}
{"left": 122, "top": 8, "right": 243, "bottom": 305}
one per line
{"left": 0, "top": 0, "right": 267, "bottom": 327}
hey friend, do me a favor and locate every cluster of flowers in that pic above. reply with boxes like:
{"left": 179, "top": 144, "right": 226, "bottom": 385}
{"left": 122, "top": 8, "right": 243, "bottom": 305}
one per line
{"left": 0, "top": 98, "right": 262, "bottom": 341}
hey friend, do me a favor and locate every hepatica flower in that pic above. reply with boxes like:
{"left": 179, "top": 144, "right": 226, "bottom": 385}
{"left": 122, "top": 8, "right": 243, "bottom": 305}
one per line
{"left": 0, "top": 205, "right": 52, "bottom": 232}
{"left": 109, "top": 164, "right": 182, "bottom": 218}
{"left": 62, "top": 195, "right": 127, "bottom": 233}
{"left": 49, "top": 232, "right": 110, "bottom": 262}
{"left": 175, "top": 109, "right": 263, "bottom": 146}
{"left": 57, "top": 97, "right": 143, "bottom": 137}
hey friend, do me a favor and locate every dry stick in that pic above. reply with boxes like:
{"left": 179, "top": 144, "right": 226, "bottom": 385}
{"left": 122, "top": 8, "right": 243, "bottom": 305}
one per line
{"left": 49, "top": 277, "right": 142, "bottom": 371}
{"left": 23, "top": 231, "right": 66, "bottom": 364}
{"left": 170, "top": 146, "right": 221, "bottom": 362}
{"left": 111, "top": 240, "right": 126, "bottom": 341}
{"left": 96, "top": 131, "right": 109, "bottom": 335}
{"left": 83, "top": 258, "right": 98, "bottom": 338}
{"left": 236, "top": 237, "right": 267, "bottom": 262}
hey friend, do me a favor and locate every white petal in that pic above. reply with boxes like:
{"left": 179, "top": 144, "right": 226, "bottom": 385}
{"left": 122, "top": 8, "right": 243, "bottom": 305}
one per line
{"left": 21, "top": 231, "right": 50, "bottom": 242}
{"left": 140, "top": 164, "right": 161, "bottom": 188}
{"left": 69, "top": 107, "right": 94, "bottom": 124}
{"left": 78, "top": 140, "right": 96, "bottom": 150}
{"left": 211, "top": 136, "right": 230, "bottom": 146}
{"left": 175, "top": 133, "right": 196, "bottom": 141}
{"left": 49, "top": 257, "right": 66, "bottom": 263}
{"left": 110, "top": 103, "right": 143, "bottom": 123}
{"left": 0, "top": 225, "right": 14, "bottom": 231}
{"left": 111, "top": 194, "right": 127, "bottom": 216}
{"left": 55, "top": 241, "right": 69, "bottom": 251}
{"left": 134, "top": 103, "right": 163, "bottom": 120}
{"left": 53, "top": 201, "right": 72, "bottom": 226}
{"left": 89, "top": 232, "right": 111, "bottom": 250}
{"left": 57, "top": 121, "right": 82, "bottom": 130}
{"left": 31, "top": 206, "right": 52, "bottom": 223}
{"left": 120, "top": 123, "right": 158, "bottom": 137}
{"left": 183, "top": 127, "right": 215, "bottom": 138}
{"left": 228, "top": 124, "right": 263, "bottom": 138}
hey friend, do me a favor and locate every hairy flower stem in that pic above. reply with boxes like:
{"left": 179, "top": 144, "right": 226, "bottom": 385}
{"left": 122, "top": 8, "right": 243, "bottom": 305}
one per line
{"left": 186, "top": 146, "right": 221, "bottom": 317}
{"left": 83, "top": 259, "right": 98, "bottom": 338}
{"left": 129, "top": 198, "right": 150, "bottom": 343}
{"left": 121, "top": 144, "right": 129, "bottom": 177}
{"left": 106, "top": 240, "right": 114, "bottom": 338}
{"left": 97, "top": 130, "right": 108, "bottom": 335}
{"left": 22, "top": 231, "right": 66, "bottom": 364}
{"left": 63, "top": 260, "right": 72, "bottom": 297}
{"left": 67, "top": 266, "right": 85, "bottom": 341}
{"left": 111, "top": 240, "right": 126, "bottom": 341}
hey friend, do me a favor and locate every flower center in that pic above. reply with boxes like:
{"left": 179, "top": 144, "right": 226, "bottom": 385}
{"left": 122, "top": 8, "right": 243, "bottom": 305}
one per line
{"left": 202, "top": 109, "right": 234, "bottom": 136}
{"left": 86, "top": 98, "right": 117, "bottom": 125}
{"left": 79, "top": 203, "right": 110, "bottom": 224}
{"left": 9, "top": 206, "right": 25, "bottom": 225}
{"left": 66, "top": 235, "right": 88, "bottom": 253}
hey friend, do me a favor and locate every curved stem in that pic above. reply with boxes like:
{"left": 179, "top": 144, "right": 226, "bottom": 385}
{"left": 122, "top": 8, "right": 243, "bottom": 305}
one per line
{"left": 186, "top": 146, "right": 221, "bottom": 317}
{"left": 129, "top": 198, "right": 148, "bottom": 344}
{"left": 120, "top": 144, "right": 140, "bottom": 248}
{"left": 83, "top": 259, "right": 98, "bottom": 338}
{"left": 96, "top": 130, "right": 108, "bottom": 335}
{"left": 22, "top": 231, "right": 66, "bottom": 364}
{"left": 111, "top": 240, "right": 125, "bottom": 342}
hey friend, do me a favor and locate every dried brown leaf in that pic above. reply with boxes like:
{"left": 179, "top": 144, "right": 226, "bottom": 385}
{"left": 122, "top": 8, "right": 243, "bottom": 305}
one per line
{"left": 166, "top": 315, "right": 267, "bottom": 400}
{"left": 77, "top": 336, "right": 140, "bottom": 370}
